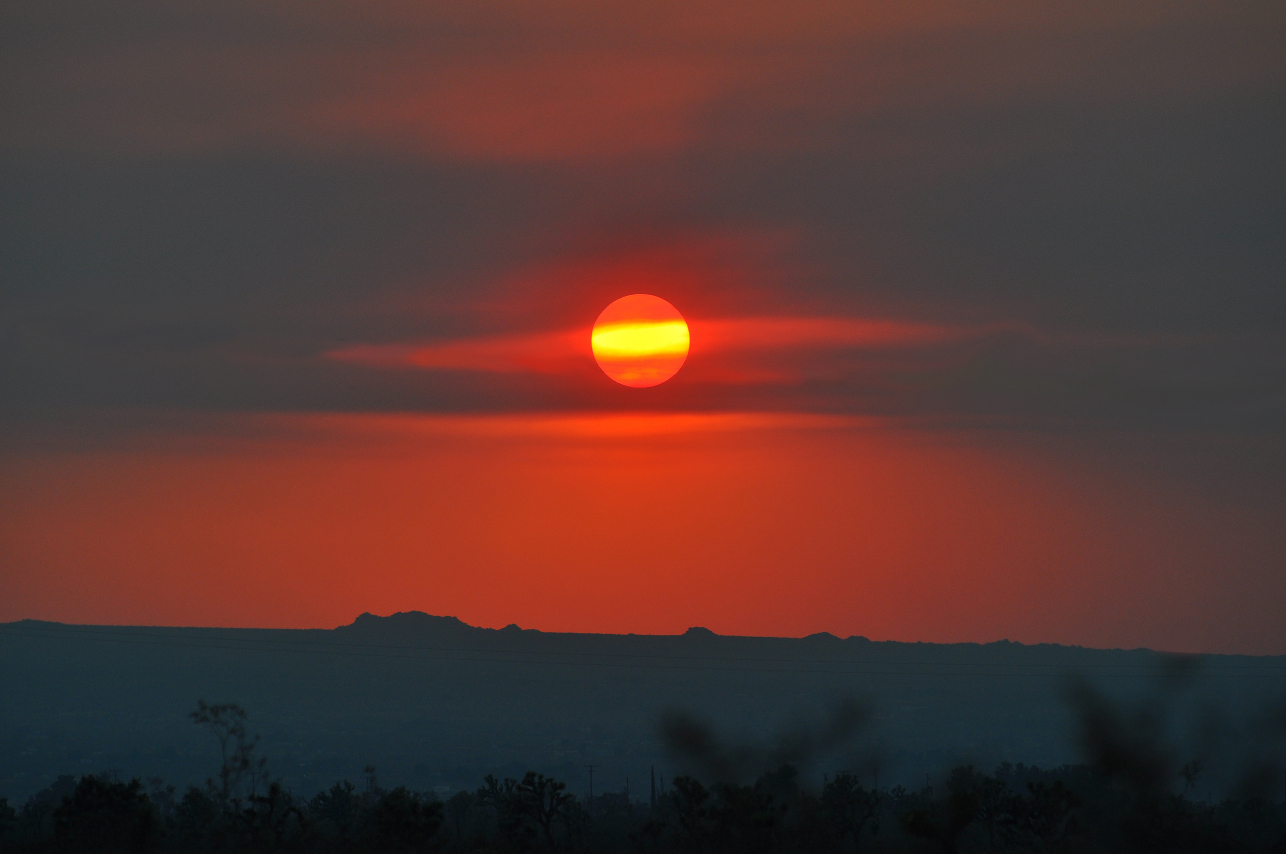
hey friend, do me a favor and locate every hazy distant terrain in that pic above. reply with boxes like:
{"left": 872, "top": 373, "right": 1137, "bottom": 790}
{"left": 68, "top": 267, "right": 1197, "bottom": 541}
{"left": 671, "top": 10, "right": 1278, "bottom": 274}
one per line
{"left": 2, "top": 612, "right": 1282, "bottom": 802}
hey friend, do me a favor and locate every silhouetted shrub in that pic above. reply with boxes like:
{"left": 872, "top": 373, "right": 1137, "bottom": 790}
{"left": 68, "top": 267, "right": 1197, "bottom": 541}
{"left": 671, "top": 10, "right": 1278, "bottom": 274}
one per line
{"left": 366, "top": 787, "right": 442, "bottom": 853}
{"left": 52, "top": 776, "right": 158, "bottom": 853}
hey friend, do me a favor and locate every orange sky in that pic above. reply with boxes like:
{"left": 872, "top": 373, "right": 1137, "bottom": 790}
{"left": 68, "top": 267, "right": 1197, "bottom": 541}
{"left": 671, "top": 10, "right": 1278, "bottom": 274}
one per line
{"left": 3, "top": 413, "right": 1282, "bottom": 653}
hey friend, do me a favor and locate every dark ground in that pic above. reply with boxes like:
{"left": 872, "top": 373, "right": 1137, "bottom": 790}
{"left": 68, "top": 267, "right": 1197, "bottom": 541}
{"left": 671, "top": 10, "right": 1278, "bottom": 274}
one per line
{"left": 2, "top": 612, "right": 1283, "bottom": 804}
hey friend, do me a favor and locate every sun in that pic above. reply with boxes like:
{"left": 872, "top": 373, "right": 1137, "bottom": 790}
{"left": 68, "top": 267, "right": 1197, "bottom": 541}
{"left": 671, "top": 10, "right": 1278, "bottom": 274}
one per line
{"left": 592, "top": 295, "right": 690, "bottom": 387}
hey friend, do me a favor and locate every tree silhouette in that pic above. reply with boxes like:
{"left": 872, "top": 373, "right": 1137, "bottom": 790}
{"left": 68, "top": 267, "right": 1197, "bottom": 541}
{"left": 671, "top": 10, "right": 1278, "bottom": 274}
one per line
{"left": 308, "top": 780, "right": 361, "bottom": 840}
{"left": 478, "top": 771, "right": 575, "bottom": 851}
{"left": 189, "top": 700, "right": 266, "bottom": 808}
{"left": 821, "top": 772, "right": 880, "bottom": 852}
{"left": 52, "top": 775, "right": 158, "bottom": 853}
{"left": 668, "top": 776, "right": 711, "bottom": 852}
{"left": 444, "top": 790, "right": 476, "bottom": 841}
{"left": 899, "top": 769, "right": 981, "bottom": 854}
{"left": 367, "top": 786, "right": 443, "bottom": 853}
{"left": 0, "top": 797, "right": 16, "bottom": 842}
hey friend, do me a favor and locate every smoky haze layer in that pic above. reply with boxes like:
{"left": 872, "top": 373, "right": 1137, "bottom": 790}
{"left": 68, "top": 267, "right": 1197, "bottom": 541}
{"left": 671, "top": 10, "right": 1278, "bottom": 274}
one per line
{"left": 2, "top": 0, "right": 1284, "bottom": 431}
{"left": 2, "top": 612, "right": 1282, "bottom": 804}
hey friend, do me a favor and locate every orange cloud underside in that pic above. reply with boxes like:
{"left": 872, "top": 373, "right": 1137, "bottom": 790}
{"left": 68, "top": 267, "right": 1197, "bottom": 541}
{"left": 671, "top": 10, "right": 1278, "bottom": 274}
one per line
{"left": 1, "top": 413, "right": 1281, "bottom": 653}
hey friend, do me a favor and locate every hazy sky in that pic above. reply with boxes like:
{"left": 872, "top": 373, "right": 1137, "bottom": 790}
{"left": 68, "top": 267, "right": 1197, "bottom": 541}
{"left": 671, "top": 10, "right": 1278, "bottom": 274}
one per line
{"left": 2, "top": 1, "right": 1284, "bottom": 652}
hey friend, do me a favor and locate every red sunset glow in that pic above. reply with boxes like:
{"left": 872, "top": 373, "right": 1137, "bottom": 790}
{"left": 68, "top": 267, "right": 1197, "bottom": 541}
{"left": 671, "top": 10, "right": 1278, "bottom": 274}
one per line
{"left": 5, "top": 413, "right": 1280, "bottom": 651}
{"left": 0, "top": 0, "right": 1281, "bottom": 657}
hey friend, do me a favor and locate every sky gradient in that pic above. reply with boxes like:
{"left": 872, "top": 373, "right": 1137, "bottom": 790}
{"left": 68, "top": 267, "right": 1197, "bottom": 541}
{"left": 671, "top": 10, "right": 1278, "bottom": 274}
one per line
{"left": 2, "top": 0, "right": 1284, "bottom": 652}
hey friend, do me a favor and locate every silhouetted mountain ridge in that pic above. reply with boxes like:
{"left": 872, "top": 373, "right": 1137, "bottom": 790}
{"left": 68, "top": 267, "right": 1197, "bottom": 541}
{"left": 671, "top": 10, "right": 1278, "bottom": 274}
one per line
{"left": 338, "top": 611, "right": 489, "bottom": 639}
{"left": 322, "top": 611, "right": 1204, "bottom": 664}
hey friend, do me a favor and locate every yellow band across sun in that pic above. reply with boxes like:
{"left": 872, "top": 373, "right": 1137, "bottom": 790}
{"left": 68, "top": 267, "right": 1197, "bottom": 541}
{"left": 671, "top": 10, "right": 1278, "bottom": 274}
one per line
{"left": 591, "top": 320, "right": 690, "bottom": 359}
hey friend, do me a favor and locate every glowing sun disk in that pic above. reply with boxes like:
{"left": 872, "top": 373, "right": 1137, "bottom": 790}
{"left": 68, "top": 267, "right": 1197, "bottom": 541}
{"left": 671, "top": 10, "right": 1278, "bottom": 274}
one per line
{"left": 592, "top": 295, "right": 690, "bottom": 388}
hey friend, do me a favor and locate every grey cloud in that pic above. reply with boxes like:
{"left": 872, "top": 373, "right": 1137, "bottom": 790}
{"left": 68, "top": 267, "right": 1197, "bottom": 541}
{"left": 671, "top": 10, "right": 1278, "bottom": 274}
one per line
{"left": 1, "top": 1, "right": 1283, "bottom": 432}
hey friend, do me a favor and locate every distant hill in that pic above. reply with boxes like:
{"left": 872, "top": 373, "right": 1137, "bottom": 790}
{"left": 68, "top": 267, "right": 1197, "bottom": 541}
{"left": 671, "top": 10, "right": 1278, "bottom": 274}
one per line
{"left": 2, "top": 612, "right": 1281, "bottom": 802}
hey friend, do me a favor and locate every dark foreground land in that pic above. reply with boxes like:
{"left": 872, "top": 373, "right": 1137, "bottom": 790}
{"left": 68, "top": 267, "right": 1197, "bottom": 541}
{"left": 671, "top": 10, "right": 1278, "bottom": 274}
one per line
{"left": 2, "top": 612, "right": 1285, "bottom": 851}
{"left": 3, "top": 738, "right": 1286, "bottom": 852}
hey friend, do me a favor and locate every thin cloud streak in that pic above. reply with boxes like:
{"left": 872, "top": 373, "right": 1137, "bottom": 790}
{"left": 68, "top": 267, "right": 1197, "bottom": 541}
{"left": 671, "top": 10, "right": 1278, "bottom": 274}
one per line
{"left": 325, "top": 316, "right": 973, "bottom": 376}
{"left": 328, "top": 330, "right": 588, "bottom": 374}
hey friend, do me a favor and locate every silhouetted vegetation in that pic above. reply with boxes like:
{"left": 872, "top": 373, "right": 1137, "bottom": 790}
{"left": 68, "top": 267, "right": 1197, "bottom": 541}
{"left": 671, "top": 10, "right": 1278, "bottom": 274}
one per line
{"left": 3, "top": 759, "right": 1284, "bottom": 853}
{"left": 2, "top": 685, "right": 1284, "bottom": 854}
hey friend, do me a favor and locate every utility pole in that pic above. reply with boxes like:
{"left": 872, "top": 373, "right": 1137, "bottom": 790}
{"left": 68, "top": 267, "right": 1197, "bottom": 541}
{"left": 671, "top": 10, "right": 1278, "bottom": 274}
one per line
{"left": 587, "top": 765, "right": 598, "bottom": 804}
{"left": 650, "top": 766, "right": 656, "bottom": 810}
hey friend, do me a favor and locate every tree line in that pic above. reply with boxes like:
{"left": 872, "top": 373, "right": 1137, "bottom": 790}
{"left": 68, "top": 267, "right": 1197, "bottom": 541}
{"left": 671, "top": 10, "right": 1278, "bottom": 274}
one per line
{"left": 1, "top": 694, "right": 1284, "bottom": 853}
